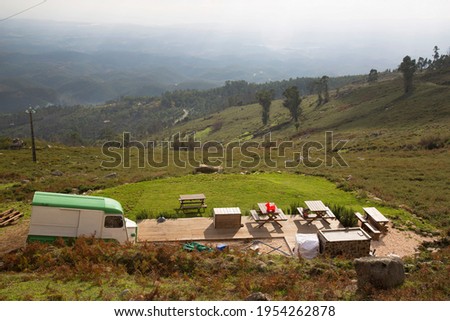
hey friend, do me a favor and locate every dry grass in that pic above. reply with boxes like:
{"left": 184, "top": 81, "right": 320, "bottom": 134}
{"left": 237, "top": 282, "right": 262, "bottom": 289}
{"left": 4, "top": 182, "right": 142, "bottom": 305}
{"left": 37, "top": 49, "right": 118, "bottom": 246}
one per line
{"left": 1, "top": 237, "right": 447, "bottom": 301}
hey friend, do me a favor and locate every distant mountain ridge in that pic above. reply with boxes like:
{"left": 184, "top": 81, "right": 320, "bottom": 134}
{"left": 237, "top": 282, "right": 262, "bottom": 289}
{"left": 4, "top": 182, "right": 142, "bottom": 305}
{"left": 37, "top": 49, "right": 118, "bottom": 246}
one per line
{"left": 1, "top": 65, "right": 449, "bottom": 148}
{"left": 0, "top": 19, "right": 401, "bottom": 111}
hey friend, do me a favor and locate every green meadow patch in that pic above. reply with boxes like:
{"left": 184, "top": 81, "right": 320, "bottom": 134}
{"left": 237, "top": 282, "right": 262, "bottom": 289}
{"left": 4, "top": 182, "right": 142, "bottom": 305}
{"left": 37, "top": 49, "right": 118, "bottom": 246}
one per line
{"left": 94, "top": 172, "right": 429, "bottom": 231}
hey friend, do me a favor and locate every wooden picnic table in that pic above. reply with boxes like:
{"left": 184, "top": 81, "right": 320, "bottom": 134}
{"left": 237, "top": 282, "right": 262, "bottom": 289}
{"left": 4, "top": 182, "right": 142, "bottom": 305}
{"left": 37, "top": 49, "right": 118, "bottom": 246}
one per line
{"left": 252, "top": 202, "right": 288, "bottom": 228}
{"left": 363, "top": 207, "right": 389, "bottom": 232}
{"left": 297, "top": 200, "right": 336, "bottom": 224}
{"left": 178, "top": 194, "right": 207, "bottom": 213}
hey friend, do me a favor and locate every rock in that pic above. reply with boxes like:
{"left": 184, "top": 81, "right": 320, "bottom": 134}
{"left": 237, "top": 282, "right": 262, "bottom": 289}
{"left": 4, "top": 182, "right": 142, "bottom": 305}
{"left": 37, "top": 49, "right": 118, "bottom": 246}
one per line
{"left": 308, "top": 267, "right": 324, "bottom": 276}
{"left": 51, "top": 170, "right": 64, "bottom": 176}
{"left": 354, "top": 256, "right": 405, "bottom": 289}
{"left": 194, "top": 164, "right": 223, "bottom": 174}
{"left": 256, "top": 261, "right": 267, "bottom": 272}
{"left": 245, "top": 292, "right": 271, "bottom": 301}
{"left": 399, "top": 204, "right": 414, "bottom": 213}
{"left": 104, "top": 172, "right": 117, "bottom": 179}
{"left": 119, "top": 289, "right": 131, "bottom": 299}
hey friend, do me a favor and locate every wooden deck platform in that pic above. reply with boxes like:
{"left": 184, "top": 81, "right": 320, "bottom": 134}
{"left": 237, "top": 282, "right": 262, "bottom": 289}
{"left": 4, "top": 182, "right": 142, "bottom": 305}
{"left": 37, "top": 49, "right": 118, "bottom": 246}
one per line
{"left": 137, "top": 215, "right": 343, "bottom": 252}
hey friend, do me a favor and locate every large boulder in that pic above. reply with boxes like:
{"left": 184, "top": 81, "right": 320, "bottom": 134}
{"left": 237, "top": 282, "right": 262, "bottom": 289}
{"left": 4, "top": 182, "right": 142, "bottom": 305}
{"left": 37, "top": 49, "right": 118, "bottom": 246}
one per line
{"left": 354, "top": 256, "right": 405, "bottom": 289}
{"left": 194, "top": 164, "right": 223, "bottom": 174}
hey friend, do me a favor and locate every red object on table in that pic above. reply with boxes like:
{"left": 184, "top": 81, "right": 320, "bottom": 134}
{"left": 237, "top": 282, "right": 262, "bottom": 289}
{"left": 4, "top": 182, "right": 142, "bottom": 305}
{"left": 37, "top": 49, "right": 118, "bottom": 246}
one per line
{"left": 265, "top": 202, "right": 276, "bottom": 213}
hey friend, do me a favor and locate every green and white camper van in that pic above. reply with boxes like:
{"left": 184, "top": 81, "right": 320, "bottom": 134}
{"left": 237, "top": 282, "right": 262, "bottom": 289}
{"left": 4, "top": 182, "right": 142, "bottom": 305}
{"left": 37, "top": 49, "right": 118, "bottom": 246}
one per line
{"left": 27, "top": 192, "right": 137, "bottom": 244}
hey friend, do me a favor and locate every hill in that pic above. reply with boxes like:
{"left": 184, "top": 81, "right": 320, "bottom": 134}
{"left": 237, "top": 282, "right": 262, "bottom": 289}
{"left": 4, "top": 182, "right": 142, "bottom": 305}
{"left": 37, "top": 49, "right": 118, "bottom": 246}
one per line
{"left": 1, "top": 19, "right": 389, "bottom": 111}
{"left": 0, "top": 76, "right": 365, "bottom": 144}
{"left": 0, "top": 66, "right": 449, "bottom": 302}
{"left": 156, "top": 72, "right": 449, "bottom": 143}
{"left": 1, "top": 67, "right": 449, "bottom": 229}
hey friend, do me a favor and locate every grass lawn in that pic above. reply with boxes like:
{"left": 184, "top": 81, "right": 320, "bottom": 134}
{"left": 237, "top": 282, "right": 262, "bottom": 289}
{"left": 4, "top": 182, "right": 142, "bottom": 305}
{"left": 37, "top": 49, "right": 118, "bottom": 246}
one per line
{"left": 95, "top": 172, "right": 430, "bottom": 231}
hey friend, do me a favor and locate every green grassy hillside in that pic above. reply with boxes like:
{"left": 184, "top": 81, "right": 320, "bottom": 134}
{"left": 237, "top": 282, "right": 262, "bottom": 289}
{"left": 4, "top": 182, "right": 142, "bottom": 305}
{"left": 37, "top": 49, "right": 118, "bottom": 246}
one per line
{"left": 146, "top": 72, "right": 450, "bottom": 229}
{"left": 155, "top": 75, "right": 450, "bottom": 144}
{"left": 0, "top": 68, "right": 449, "bottom": 302}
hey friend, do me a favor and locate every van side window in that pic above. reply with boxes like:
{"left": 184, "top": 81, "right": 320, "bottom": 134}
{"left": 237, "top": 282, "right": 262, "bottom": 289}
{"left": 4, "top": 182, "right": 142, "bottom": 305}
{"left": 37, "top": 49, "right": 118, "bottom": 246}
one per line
{"left": 104, "top": 216, "right": 123, "bottom": 228}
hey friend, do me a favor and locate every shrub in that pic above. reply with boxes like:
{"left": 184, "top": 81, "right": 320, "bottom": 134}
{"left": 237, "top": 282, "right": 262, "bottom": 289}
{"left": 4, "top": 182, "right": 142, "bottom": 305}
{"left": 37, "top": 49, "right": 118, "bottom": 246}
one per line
{"left": 329, "top": 204, "right": 358, "bottom": 227}
{"left": 136, "top": 210, "right": 150, "bottom": 220}
{"left": 286, "top": 202, "right": 302, "bottom": 215}
{"left": 0, "top": 136, "right": 12, "bottom": 149}
{"left": 418, "top": 135, "right": 447, "bottom": 150}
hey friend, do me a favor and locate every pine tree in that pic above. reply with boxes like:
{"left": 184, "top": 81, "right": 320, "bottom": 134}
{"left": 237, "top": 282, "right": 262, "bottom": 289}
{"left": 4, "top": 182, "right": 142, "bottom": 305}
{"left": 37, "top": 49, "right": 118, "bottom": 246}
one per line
{"left": 282, "top": 86, "right": 302, "bottom": 123}
{"left": 398, "top": 56, "right": 417, "bottom": 94}
{"left": 256, "top": 90, "right": 273, "bottom": 125}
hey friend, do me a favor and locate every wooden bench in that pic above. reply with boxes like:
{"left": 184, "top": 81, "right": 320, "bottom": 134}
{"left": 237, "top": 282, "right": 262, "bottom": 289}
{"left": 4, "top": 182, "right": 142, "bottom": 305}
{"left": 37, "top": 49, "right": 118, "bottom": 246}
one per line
{"left": 178, "top": 194, "right": 207, "bottom": 214}
{"left": 324, "top": 207, "right": 336, "bottom": 220}
{"left": 296, "top": 207, "right": 314, "bottom": 224}
{"left": 180, "top": 204, "right": 208, "bottom": 210}
{"left": 355, "top": 212, "right": 367, "bottom": 224}
{"left": 276, "top": 209, "right": 288, "bottom": 221}
{"left": 250, "top": 210, "right": 262, "bottom": 222}
{"left": 363, "top": 222, "right": 381, "bottom": 241}
{"left": 251, "top": 209, "right": 287, "bottom": 227}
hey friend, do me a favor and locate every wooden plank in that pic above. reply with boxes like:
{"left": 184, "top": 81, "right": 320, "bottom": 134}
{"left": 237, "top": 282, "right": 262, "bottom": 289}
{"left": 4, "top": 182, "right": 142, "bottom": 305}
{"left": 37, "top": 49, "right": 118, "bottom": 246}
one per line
{"left": 0, "top": 212, "right": 22, "bottom": 226}
{"left": 0, "top": 210, "right": 21, "bottom": 222}
{"left": 0, "top": 208, "right": 14, "bottom": 217}
{"left": 137, "top": 215, "right": 344, "bottom": 252}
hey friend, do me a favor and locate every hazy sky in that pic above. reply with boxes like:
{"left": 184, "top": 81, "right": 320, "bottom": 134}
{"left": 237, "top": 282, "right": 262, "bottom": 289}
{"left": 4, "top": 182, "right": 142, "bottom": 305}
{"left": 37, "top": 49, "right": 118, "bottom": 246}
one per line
{"left": 1, "top": 0, "right": 449, "bottom": 58}
{"left": 2, "top": 0, "right": 449, "bottom": 29}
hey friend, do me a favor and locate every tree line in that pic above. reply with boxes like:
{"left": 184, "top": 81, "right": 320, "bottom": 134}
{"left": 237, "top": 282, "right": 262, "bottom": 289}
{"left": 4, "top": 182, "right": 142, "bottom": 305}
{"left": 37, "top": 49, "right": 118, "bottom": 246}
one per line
{"left": 368, "top": 45, "right": 449, "bottom": 95}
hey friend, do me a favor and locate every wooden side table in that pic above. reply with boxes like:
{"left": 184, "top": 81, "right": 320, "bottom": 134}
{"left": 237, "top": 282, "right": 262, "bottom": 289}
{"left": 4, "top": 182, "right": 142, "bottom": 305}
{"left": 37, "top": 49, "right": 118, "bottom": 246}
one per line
{"left": 213, "top": 207, "right": 242, "bottom": 228}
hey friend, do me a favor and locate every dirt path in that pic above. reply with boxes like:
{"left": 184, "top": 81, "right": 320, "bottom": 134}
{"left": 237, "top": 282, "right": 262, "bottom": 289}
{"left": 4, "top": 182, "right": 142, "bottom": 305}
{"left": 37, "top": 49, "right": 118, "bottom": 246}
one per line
{"left": 370, "top": 222, "right": 435, "bottom": 257}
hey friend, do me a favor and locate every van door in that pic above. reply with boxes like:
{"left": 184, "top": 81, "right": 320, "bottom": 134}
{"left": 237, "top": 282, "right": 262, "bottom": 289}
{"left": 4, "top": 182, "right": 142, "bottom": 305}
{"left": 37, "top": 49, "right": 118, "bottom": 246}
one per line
{"left": 101, "top": 215, "right": 128, "bottom": 243}
{"left": 77, "top": 210, "right": 103, "bottom": 238}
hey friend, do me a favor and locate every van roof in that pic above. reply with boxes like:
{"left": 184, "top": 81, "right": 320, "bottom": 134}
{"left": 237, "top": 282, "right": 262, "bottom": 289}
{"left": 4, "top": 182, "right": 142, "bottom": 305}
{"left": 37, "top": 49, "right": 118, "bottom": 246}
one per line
{"left": 32, "top": 192, "right": 123, "bottom": 214}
